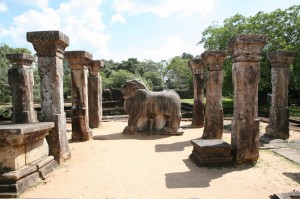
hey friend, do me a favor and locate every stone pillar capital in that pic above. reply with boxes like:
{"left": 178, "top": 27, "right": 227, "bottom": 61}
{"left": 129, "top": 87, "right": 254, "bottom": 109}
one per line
{"left": 27, "top": 31, "right": 69, "bottom": 58}
{"left": 89, "top": 60, "right": 104, "bottom": 76}
{"left": 228, "top": 34, "right": 267, "bottom": 62}
{"left": 65, "top": 51, "right": 93, "bottom": 70}
{"left": 188, "top": 59, "right": 204, "bottom": 74}
{"left": 201, "top": 50, "right": 227, "bottom": 71}
{"left": 268, "top": 51, "right": 295, "bottom": 68}
{"left": 6, "top": 53, "right": 35, "bottom": 67}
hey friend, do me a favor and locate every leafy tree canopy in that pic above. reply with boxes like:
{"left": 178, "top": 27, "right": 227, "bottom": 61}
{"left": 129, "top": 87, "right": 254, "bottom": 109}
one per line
{"left": 199, "top": 5, "right": 300, "bottom": 103}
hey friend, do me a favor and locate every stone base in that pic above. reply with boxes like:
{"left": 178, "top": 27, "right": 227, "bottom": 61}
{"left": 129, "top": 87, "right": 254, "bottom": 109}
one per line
{"left": 0, "top": 156, "right": 58, "bottom": 198}
{"left": 265, "top": 125, "right": 289, "bottom": 140}
{"left": 190, "top": 139, "right": 233, "bottom": 166}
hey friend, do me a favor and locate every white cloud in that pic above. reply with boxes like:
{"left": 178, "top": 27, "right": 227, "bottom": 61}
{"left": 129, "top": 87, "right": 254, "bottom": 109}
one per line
{"left": 110, "top": 13, "right": 126, "bottom": 25}
{"left": 112, "top": 0, "right": 216, "bottom": 17}
{"left": 1, "top": 0, "right": 111, "bottom": 59}
{"left": 0, "top": 1, "right": 8, "bottom": 13}
{"left": 112, "top": 35, "right": 203, "bottom": 62}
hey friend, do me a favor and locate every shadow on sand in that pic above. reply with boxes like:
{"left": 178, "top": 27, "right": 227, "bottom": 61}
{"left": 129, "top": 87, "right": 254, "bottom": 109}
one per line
{"left": 93, "top": 132, "right": 170, "bottom": 141}
{"left": 283, "top": 172, "right": 300, "bottom": 184}
{"left": 155, "top": 140, "right": 192, "bottom": 152}
{"left": 165, "top": 159, "right": 252, "bottom": 188}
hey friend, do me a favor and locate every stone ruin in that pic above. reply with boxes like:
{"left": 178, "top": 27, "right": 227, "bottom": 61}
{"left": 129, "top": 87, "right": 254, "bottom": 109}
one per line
{"left": 188, "top": 58, "right": 205, "bottom": 128}
{"left": 121, "top": 79, "right": 183, "bottom": 135}
{"left": 191, "top": 34, "right": 268, "bottom": 165}
{"left": 0, "top": 53, "right": 58, "bottom": 197}
{"left": 266, "top": 51, "right": 295, "bottom": 140}
{"left": 0, "top": 30, "right": 104, "bottom": 197}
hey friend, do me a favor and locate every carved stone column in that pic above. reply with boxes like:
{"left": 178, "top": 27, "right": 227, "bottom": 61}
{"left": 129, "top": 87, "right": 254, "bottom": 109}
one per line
{"left": 201, "top": 51, "right": 227, "bottom": 139}
{"left": 6, "top": 53, "right": 37, "bottom": 124}
{"left": 188, "top": 58, "right": 205, "bottom": 128}
{"left": 27, "top": 30, "right": 71, "bottom": 163}
{"left": 88, "top": 60, "right": 104, "bottom": 128}
{"left": 65, "top": 51, "right": 93, "bottom": 141}
{"left": 266, "top": 51, "right": 295, "bottom": 139}
{"left": 228, "top": 34, "right": 267, "bottom": 164}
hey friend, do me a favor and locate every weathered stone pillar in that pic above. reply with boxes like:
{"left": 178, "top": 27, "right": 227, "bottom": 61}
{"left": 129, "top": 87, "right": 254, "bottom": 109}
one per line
{"left": 6, "top": 53, "right": 37, "bottom": 124}
{"left": 201, "top": 51, "right": 227, "bottom": 139}
{"left": 229, "top": 34, "right": 267, "bottom": 164}
{"left": 188, "top": 58, "right": 205, "bottom": 128}
{"left": 65, "top": 51, "right": 93, "bottom": 141}
{"left": 88, "top": 60, "right": 104, "bottom": 128}
{"left": 27, "top": 30, "right": 71, "bottom": 163}
{"left": 266, "top": 51, "right": 295, "bottom": 139}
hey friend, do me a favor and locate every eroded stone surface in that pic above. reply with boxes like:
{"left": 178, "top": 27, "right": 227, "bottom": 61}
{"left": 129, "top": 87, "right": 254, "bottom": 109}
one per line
{"left": 122, "top": 79, "right": 183, "bottom": 135}
{"left": 65, "top": 51, "right": 93, "bottom": 141}
{"left": 266, "top": 51, "right": 295, "bottom": 139}
{"left": 88, "top": 60, "right": 104, "bottom": 128}
{"left": 188, "top": 59, "right": 205, "bottom": 128}
{"left": 201, "top": 51, "right": 227, "bottom": 139}
{"left": 229, "top": 34, "right": 267, "bottom": 164}
{"left": 6, "top": 53, "right": 37, "bottom": 124}
{"left": 27, "top": 30, "right": 71, "bottom": 163}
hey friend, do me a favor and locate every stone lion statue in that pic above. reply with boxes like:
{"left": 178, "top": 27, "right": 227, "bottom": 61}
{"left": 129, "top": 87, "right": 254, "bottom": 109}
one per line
{"left": 121, "top": 79, "right": 183, "bottom": 135}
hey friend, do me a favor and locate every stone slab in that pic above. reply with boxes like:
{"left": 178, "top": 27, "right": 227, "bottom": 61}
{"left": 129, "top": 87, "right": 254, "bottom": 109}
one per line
{"left": 0, "top": 122, "right": 54, "bottom": 146}
{"left": 190, "top": 139, "right": 233, "bottom": 166}
{"left": 272, "top": 148, "right": 300, "bottom": 165}
{"left": 0, "top": 171, "right": 40, "bottom": 195}
{"left": 39, "top": 159, "right": 58, "bottom": 179}
{"left": 0, "top": 164, "right": 36, "bottom": 182}
{"left": 0, "top": 145, "right": 25, "bottom": 171}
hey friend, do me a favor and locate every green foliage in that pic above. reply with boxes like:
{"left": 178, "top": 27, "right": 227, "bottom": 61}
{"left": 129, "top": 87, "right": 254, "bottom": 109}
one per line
{"left": 101, "top": 58, "right": 164, "bottom": 90}
{"left": 63, "top": 59, "right": 71, "bottom": 101}
{"left": 103, "top": 69, "right": 138, "bottom": 88}
{"left": 143, "top": 71, "right": 163, "bottom": 89}
{"left": 199, "top": 5, "right": 300, "bottom": 104}
{"left": 0, "top": 44, "right": 32, "bottom": 104}
{"left": 165, "top": 54, "right": 193, "bottom": 90}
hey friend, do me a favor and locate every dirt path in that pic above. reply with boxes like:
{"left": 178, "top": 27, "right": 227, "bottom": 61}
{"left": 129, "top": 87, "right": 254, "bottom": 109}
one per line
{"left": 20, "top": 120, "right": 300, "bottom": 199}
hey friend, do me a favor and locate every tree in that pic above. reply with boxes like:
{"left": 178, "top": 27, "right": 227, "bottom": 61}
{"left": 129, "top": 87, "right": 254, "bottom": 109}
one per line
{"left": 164, "top": 55, "right": 193, "bottom": 90}
{"left": 199, "top": 5, "right": 300, "bottom": 104}
{"left": 0, "top": 44, "right": 32, "bottom": 103}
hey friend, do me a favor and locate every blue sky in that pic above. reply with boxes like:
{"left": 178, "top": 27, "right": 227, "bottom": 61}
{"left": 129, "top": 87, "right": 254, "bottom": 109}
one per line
{"left": 0, "top": 0, "right": 299, "bottom": 61}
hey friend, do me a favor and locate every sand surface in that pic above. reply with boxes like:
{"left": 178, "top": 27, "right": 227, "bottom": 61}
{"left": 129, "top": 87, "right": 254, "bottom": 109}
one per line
{"left": 21, "top": 120, "right": 300, "bottom": 199}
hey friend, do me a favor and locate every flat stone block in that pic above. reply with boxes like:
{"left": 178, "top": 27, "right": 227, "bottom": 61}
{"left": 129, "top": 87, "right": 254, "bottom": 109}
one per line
{"left": 39, "top": 159, "right": 58, "bottom": 179}
{"left": 191, "top": 139, "right": 233, "bottom": 166}
{"left": 0, "top": 122, "right": 54, "bottom": 146}
{"left": 0, "top": 145, "right": 25, "bottom": 171}
{"left": 0, "top": 171, "right": 40, "bottom": 195}
{"left": 0, "top": 164, "right": 36, "bottom": 183}
{"left": 25, "top": 138, "right": 48, "bottom": 165}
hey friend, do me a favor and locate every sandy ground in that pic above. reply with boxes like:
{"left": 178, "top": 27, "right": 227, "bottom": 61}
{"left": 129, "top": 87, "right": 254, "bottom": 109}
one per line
{"left": 20, "top": 120, "right": 300, "bottom": 199}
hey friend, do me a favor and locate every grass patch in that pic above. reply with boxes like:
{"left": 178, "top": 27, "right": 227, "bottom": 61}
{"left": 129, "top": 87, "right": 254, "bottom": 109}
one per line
{"left": 182, "top": 97, "right": 300, "bottom": 121}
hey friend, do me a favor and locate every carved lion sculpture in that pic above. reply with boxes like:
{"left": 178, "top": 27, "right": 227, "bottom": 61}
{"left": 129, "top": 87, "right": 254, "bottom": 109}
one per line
{"left": 121, "top": 79, "right": 183, "bottom": 135}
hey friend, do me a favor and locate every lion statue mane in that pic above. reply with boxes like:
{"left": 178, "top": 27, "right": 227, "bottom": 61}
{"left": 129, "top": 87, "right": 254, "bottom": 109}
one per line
{"left": 121, "top": 79, "right": 183, "bottom": 135}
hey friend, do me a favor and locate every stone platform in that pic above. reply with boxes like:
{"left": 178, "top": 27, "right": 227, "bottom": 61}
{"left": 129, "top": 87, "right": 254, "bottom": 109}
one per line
{"left": 190, "top": 139, "right": 233, "bottom": 166}
{"left": 0, "top": 122, "right": 58, "bottom": 198}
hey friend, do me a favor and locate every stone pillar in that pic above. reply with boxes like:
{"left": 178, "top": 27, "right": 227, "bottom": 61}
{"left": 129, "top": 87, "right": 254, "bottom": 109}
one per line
{"left": 266, "top": 51, "right": 295, "bottom": 139}
{"left": 188, "top": 58, "right": 205, "bottom": 128}
{"left": 201, "top": 51, "right": 227, "bottom": 139}
{"left": 88, "top": 60, "right": 104, "bottom": 128}
{"left": 6, "top": 53, "right": 37, "bottom": 124}
{"left": 27, "top": 30, "right": 71, "bottom": 163}
{"left": 65, "top": 51, "right": 93, "bottom": 141}
{"left": 228, "top": 34, "right": 267, "bottom": 164}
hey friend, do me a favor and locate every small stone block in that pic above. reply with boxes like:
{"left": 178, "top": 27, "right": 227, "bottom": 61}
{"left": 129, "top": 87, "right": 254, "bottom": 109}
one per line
{"left": 191, "top": 139, "right": 233, "bottom": 166}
